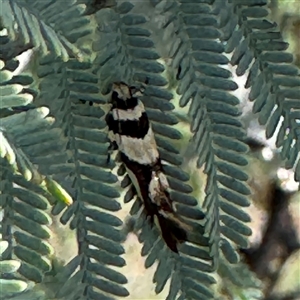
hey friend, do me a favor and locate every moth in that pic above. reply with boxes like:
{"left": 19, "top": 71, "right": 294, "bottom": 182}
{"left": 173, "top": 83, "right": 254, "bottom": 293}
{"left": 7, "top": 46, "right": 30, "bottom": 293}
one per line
{"left": 106, "top": 82, "right": 191, "bottom": 252}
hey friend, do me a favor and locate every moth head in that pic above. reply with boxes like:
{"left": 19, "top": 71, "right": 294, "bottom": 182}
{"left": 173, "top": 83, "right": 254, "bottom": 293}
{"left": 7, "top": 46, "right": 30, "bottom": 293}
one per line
{"left": 112, "top": 82, "right": 143, "bottom": 101}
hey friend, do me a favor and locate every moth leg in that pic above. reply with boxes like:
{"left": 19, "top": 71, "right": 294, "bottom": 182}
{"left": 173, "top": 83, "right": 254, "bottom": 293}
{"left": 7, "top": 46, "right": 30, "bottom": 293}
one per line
{"left": 107, "top": 141, "right": 118, "bottom": 164}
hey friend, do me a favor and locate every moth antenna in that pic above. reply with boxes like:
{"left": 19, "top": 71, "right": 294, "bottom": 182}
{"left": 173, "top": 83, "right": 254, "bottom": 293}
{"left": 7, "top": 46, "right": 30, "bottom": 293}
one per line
{"left": 131, "top": 77, "right": 149, "bottom": 96}
{"left": 138, "top": 77, "right": 149, "bottom": 91}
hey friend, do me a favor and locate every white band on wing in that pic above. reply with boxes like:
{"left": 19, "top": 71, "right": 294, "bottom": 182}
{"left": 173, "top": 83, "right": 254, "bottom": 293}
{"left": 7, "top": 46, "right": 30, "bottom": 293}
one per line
{"left": 112, "top": 100, "right": 145, "bottom": 121}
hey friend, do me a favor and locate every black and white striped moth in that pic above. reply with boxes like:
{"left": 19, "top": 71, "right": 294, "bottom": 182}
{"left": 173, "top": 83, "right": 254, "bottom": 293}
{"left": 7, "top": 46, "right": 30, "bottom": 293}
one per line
{"left": 106, "top": 82, "right": 191, "bottom": 253}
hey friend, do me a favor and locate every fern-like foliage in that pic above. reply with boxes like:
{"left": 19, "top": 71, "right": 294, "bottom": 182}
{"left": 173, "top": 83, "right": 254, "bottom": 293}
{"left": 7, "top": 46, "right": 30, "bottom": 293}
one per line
{"left": 151, "top": 0, "right": 252, "bottom": 274}
{"left": 218, "top": 0, "right": 300, "bottom": 181}
{"left": 94, "top": 2, "right": 218, "bottom": 299}
{"left": 217, "top": 250, "right": 263, "bottom": 299}
{"left": 0, "top": 53, "right": 62, "bottom": 285}
{"left": 31, "top": 54, "right": 130, "bottom": 299}
{"left": 0, "top": 0, "right": 299, "bottom": 300}
{"left": 0, "top": 236, "right": 47, "bottom": 300}
{"left": 0, "top": 0, "right": 91, "bottom": 60}
{"left": 0, "top": 237, "right": 27, "bottom": 298}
